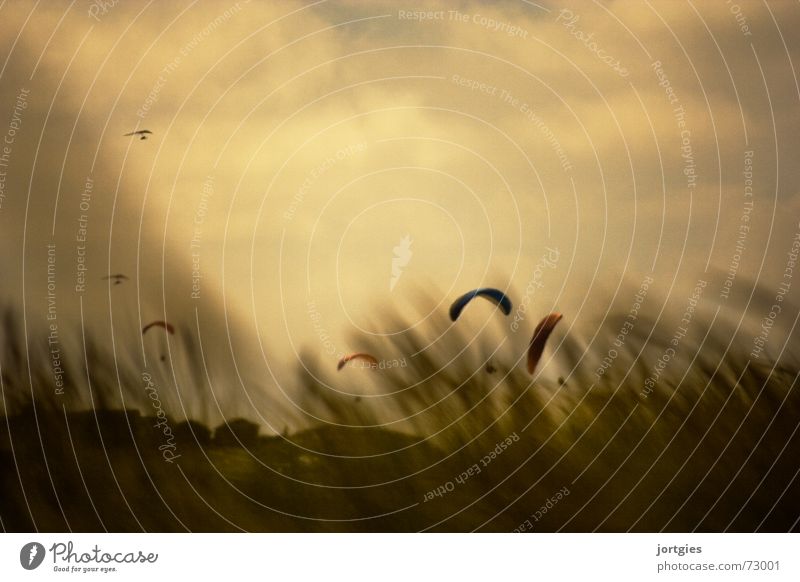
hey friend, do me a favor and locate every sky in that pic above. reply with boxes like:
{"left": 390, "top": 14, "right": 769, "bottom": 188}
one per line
{"left": 1, "top": 0, "right": 799, "bottom": 428}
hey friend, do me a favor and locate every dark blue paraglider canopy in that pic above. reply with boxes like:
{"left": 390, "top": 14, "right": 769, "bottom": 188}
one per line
{"left": 449, "top": 288, "right": 513, "bottom": 321}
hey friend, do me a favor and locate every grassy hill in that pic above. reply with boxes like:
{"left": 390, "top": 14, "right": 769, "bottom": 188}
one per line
{"left": 2, "top": 358, "right": 798, "bottom": 532}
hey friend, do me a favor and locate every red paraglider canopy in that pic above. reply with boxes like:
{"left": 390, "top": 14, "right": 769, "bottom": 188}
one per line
{"left": 142, "top": 321, "right": 175, "bottom": 335}
{"left": 337, "top": 353, "right": 378, "bottom": 371}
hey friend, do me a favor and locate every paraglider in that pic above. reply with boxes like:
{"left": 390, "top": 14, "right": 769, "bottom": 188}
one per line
{"left": 337, "top": 353, "right": 378, "bottom": 371}
{"left": 142, "top": 321, "right": 174, "bottom": 363}
{"left": 124, "top": 129, "right": 152, "bottom": 140}
{"left": 142, "top": 321, "right": 175, "bottom": 335}
{"left": 449, "top": 288, "right": 512, "bottom": 321}
{"left": 527, "top": 313, "right": 562, "bottom": 375}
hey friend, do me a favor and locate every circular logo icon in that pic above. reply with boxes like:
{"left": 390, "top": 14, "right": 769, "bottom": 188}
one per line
{"left": 20, "top": 542, "right": 46, "bottom": 570}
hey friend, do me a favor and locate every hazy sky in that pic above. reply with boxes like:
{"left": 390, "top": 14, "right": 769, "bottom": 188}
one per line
{"left": 1, "top": 0, "right": 799, "bottom": 426}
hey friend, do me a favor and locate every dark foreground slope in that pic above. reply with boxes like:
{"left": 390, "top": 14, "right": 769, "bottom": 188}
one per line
{"left": 1, "top": 360, "right": 798, "bottom": 532}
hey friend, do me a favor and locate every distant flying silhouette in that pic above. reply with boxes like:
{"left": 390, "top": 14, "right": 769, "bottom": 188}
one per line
{"left": 124, "top": 129, "right": 152, "bottom": 140}
{"left": 102, "top": 274, "right": 129, "bottom": 286}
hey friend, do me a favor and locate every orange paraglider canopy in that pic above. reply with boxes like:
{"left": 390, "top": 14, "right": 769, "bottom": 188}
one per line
{"left": 142, "top": 321, "right": 175, "bottom": 335}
